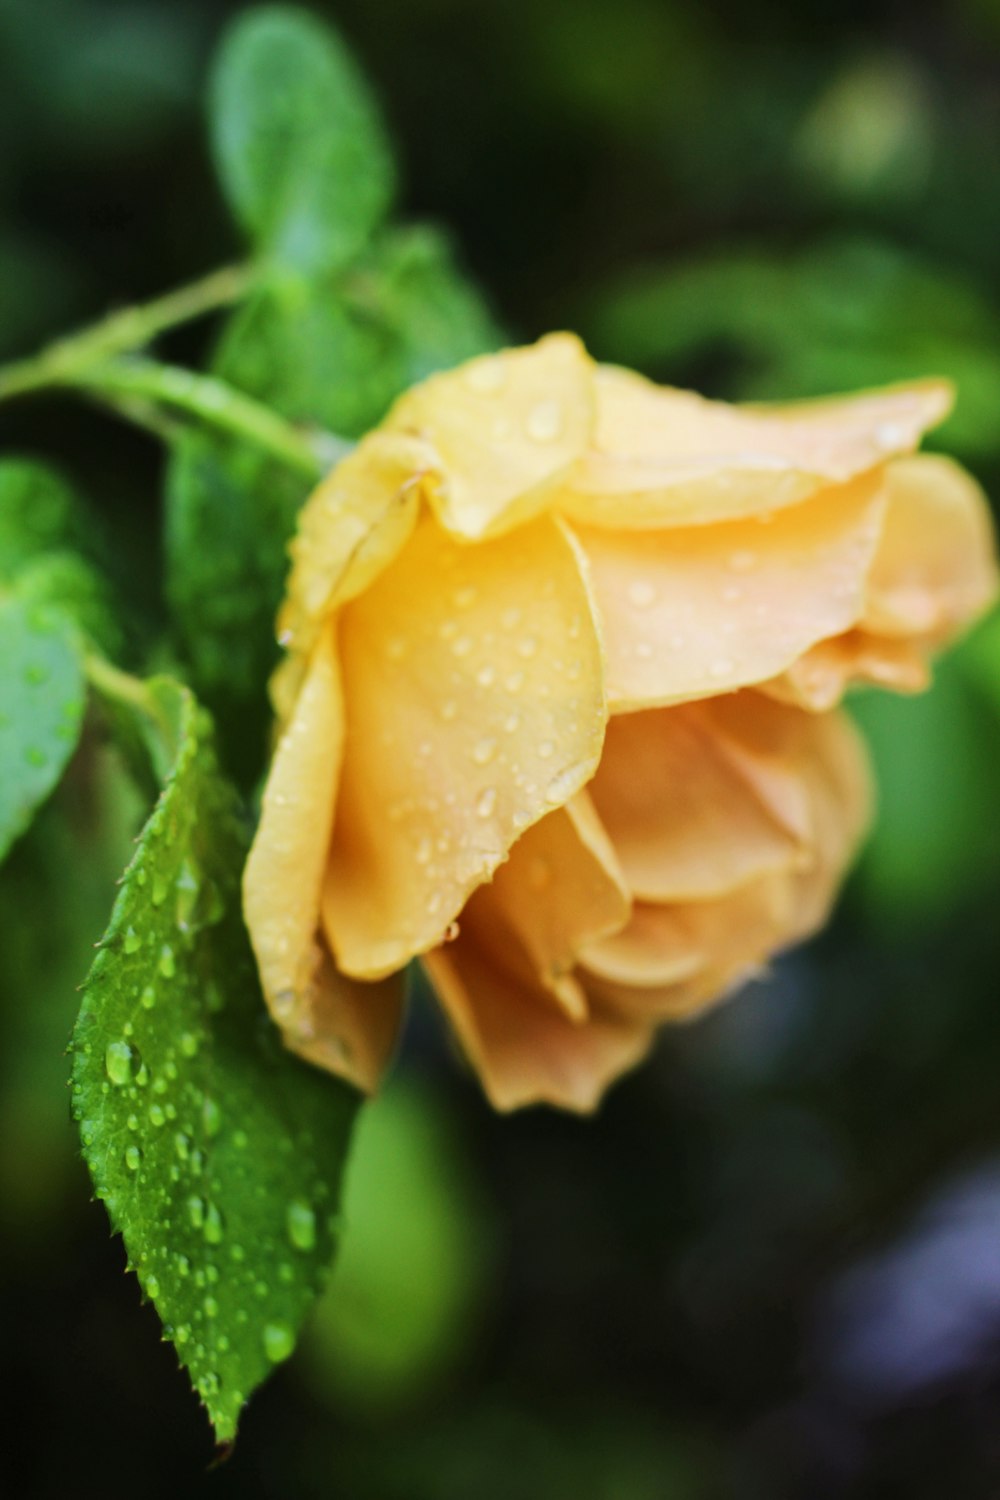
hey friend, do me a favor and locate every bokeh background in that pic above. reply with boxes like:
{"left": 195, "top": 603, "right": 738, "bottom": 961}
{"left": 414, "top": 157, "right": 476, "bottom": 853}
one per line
{"left": 4, "top": 0, "right": 1000, "bottom": 1495}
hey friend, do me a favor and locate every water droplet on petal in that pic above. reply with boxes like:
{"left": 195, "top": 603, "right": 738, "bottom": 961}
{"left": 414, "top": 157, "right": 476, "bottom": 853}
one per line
{"left": 525, "top": 399, "right": 563, "bottom": 442}
{"left": 472, "top": 737, "right": 497, "bottom": 766}
{"left": 476, "top": 786, "right": 497, "bottom": 818}
{"left": 627, "top": 579, "right": 657, "bottom": 609}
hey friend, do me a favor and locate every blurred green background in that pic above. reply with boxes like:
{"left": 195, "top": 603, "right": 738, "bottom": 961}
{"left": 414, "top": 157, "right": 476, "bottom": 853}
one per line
{"left": 3, "top": 0, "right": 1000, "bottom": 1495}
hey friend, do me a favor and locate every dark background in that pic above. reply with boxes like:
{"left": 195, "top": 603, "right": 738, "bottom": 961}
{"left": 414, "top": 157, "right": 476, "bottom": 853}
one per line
{"left": 4, "top": 1, "right": 1000, "bottom": 1495}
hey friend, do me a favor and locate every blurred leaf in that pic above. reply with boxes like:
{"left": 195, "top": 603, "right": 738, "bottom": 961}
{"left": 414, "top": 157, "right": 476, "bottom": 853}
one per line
{"left": 851, "top": 645, "right": 1000, "bottom": 928}
{"left": 585, "top": 238, "right": 1000, "bottom": 460}
{"left": 0, "top": 596, "right": 85, "bottom": 862}
{"left": 304, "top": 1072, "right": 497, "bottom": 1416}
{"left": 0, "top": 457, "right": 125, "bottom": 655}
{"left": 0, "top": 458, "right": 92, "bottom": 574}
{"left": 71, "top": 675, "right": 358, "bottom": 1440}
{"left": 0, "top": 744, "right": 142, "bottom": 1230}
{"left": 211, "top": 5, "right": 395, "bottom": 275}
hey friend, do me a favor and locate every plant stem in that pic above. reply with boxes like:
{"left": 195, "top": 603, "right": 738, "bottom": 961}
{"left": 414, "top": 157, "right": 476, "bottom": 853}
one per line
{"left": 0, "top": 263, "right": 253, "bottom": 401}
{"left": 72, "top": 359, "right": 324, "bottom": 479}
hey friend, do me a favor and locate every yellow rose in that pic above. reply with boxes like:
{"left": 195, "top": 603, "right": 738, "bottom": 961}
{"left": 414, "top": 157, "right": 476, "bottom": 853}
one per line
{"left": 243, "top": 334, "right": 998, "bottom": 1111}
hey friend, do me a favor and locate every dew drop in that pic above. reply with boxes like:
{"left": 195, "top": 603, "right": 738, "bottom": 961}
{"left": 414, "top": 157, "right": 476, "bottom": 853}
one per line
{"left": 464, "top": 356, "right": 505, "bottom": 394}
{"left": 472, "top": 737, "right": 497, "bottom": 766}
{"left": 476, "top": 786, "right": 497, "bottom": 818}
{"left": 545, "top": 764, "right": 585, "bottom": 806}
{"left": 439, "top": 699, "right": 458, "bottom": 722}
{"left": 627, "top": 579, "right": 657, "bottom": 609}
{"left": 204, "top": 1296, "right": 219, "bottom": 1319}
{"left": 202, "top": 1095, "right": 222, "bottom": 1137}
{"left": 286, "top": 1198, "right": 317, "bottom": 1252}
{"left": 415, "top": 836, "right": 433, "bottom": 866}
{"left": 476, "top": 664, "right": 496, "bottom": 688}
{"left": 124, "top": 1145, "right": 142, "bottom": 1172}
{"left": 517, "top": 636, "right": 538, "bottom": 659}
{"left": 140, "top": 985, "right": 156, "bottom": 1010}
{"left": 203, "top": 1203, "right": 225, "bottom": 1245}
{"left": 525, "top": 399, "right": 563, "bottom": 442}
{"left": 123, "top": 926, "right": 141, "bottom": 955}
{"left": 158, "top": 944, "right": 176, "bottom": 979}
{"left": 187, "top": 1195, "right": 205, "bottom": 1230}
{"left": 148, "top": 1102, "right": 166, "bottom": 1128}
{"left": 728, "top": 549, "right": 757, "bottom": 573}
{"left": 710, "top": 658, "right": 735, "bottom": 678}
{"left": 145, "top": 1273, "right": 160, "bottom": 1299}
{"left": 452, "top": 585, "right": 478, "bottom": 609}
{"left": 538, "top": 740, "right": 554, "bottom": 759}
{"left": 179, "top": 1031, "right": 199, "bottom": 1058}
{"left": 105, "top": 1041, "right": 138, "bottom": 1087}
{"left": 263, "top": 1322, "right": 295, "bottom": 1364}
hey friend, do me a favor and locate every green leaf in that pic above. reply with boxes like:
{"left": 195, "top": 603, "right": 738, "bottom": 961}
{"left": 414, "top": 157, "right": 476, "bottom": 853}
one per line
{"left": 0, "top": 457, "right": 92, "bottom": 578}
{"left": 0, "top": 457, "right": 125, "bottom": 655}
{"left": 71, "top": 677, "right": 359, "bottom": 1440}
{"left": 164, "top": 226, "right": 499, "bottom": 781}
{"left": 211, "top": 6, "right": 395, "bottom": 275}
{"left": 0, "top": 596, "right": 86, "bottom": 862}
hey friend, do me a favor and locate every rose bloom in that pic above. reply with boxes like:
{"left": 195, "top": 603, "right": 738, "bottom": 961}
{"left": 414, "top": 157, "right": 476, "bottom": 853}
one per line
{"left": 243, "top": 335, "right": 997, "bottom": 1111}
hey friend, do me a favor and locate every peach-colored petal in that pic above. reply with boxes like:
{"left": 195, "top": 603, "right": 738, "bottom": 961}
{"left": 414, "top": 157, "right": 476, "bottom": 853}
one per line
{"left": 278, "top": 429, "right": 437, "bottom": 662}
{"left": 761, "top": 632, "right": 930, "bottom": 711}
{"left": 864, "top": 455, "right": 999, "bottom": 642}
{"left": 560, "top": 366, "right": 952, "bottom": 528}
{"left": 243, "top": 623, "right": 404, "bottom": 1091}
{"left": 324, "top": 512, "right": 607, "bottom": 980}
{"left": 385, "top": 333, "right": 595, "bottom": 538}
{"left": 587, "top": 706, "right": 798, "bottom": 900}
{"left": 460, "top": 795, "right": 631, "bottom": 1020}
{"left": 579, "top": 874, "right": 793, "bottom": 997}
{"left": 699, "top": 693, "right": 873, "bottom": 887}
{"left": 570, "top": 473, "right": 886, "bottom": 708}
{"left": 422, "top": 919, "right": 653, "bottom": 1113}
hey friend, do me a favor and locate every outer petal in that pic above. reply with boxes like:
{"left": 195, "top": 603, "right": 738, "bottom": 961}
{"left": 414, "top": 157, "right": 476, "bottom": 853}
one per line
{"left": 324, "top": 512, "right": 607, "bottom": 979}
{"left": 278, "top": 429, "right": 436, "bottom": 662}
{"left": 761, "top": 632, "right": 930, "bottom": 711}
{"left": 863, "top": 455, "right": 999, "bottom": 642}
{"left": 587, "top": 706, "right": 798, "bottom": 900}
{"left": 570, "top": 473, "right": 886, "bottom": 708}
{"left": 384, "top": 333, "right": 595, "bottom": 538}
{"left": 243, "top": 624, "right": 404, "bottom": 1091}
{"left": 422, "top": 922, "right": 653, "bottom": 1113}
{"left": 560, "top": 366, "right": 952, "bottom": 528}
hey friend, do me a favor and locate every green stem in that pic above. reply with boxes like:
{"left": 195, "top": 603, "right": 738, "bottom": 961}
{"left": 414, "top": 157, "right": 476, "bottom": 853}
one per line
{"left": 0, "top": 263, "right": 254, "bottom": 401}
{"left": 83, "top": 653, "right": 154, "bottom": 714}
{"left": 73, "top": 359, "right": 325, "bottom": 480}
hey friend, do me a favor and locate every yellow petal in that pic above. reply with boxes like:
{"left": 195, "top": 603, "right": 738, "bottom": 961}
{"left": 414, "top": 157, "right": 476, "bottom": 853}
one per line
{"left": 570, "top": 473, "right": 886, "bottom": 708}
{"left": 385, "top": 333, "right": 595, "bottom": 538}
{"left": 441, "top": 794, "right": 631, "bottom": 1021}
{"left": 588, "top": 706, "right": 798, "bottom": 900}
{"left": 761, "top": 631, "right": 930, "bottom": 711}
{"left": 701, "top": 693, "right": 873, "bottom": 883}
{"left": 278, "top": 429, "right": 435, "bottom": 662}
{"left": 422, "top": 923, "right": 653, "bottom": 1113}
{"left": 579, "top": 883, "right": 791, "bottom": 1021}
{"left": 581, "top": 698, "right": 871, "bottom": 1023}
{"left": 324, "top": 512, "right": 607, "bottom": 979}
{"left": 561, "top": 366, "right": 952, "bottom": 528}
{"left": 863, "top": 455, "right": 999, "bottom": 642}
{"left": 243, "top": 623, "right": 404, "bottom": 1091}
